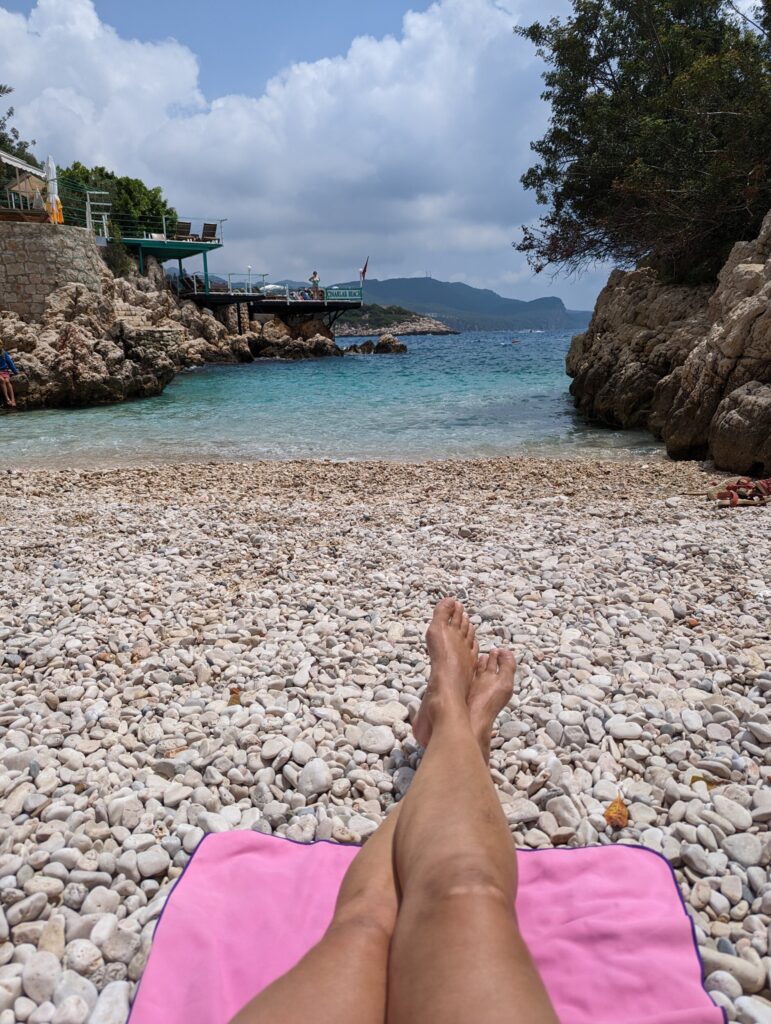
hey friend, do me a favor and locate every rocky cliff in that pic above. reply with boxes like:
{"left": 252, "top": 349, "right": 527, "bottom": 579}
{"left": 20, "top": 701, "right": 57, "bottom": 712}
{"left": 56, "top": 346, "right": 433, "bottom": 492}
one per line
{"left": 0, "top": 260, "right": 407, "bottom": 411}
{"left": 0, "top": 259, "right": 251, "bottom": 410}
{"left": 567, "top": 212, "right": 771, "bottom": 474}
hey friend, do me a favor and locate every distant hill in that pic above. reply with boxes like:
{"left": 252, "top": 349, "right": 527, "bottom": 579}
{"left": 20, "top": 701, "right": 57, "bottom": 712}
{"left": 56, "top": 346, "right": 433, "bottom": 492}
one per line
{"left": 341, "top": 278, "right": 591, "bottom": 331}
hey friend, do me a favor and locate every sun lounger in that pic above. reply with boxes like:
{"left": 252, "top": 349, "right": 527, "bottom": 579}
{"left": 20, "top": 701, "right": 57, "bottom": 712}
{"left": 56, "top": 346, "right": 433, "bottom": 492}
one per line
{"left": 200, "top": 222, "right": 219, "bottom": 243}
{"left": 174, "top": 221, "right": 198, "bottom": 241}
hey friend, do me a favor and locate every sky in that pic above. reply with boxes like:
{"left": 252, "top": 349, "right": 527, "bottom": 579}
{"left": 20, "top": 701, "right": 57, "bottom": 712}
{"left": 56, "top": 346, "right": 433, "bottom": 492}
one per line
{"left": 0, "top": 0, "right": 611, "bottom": 309}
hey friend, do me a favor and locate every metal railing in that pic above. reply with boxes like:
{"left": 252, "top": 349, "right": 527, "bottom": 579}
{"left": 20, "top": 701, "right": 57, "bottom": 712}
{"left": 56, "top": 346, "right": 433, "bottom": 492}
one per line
{"left": 56, "top": 175, "right": 225, "bottom": 245}
{"left": 0, "top": 186, "right": 36, "bottom": 211}
{"left": 174, "top": 275, "right": 363, "bottom": 302}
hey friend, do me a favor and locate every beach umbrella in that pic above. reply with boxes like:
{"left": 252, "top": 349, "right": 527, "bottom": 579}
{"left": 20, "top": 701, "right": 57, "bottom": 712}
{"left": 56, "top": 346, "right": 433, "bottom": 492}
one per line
{"left": 44, "top": 155, "right": 63, "bottom": 223}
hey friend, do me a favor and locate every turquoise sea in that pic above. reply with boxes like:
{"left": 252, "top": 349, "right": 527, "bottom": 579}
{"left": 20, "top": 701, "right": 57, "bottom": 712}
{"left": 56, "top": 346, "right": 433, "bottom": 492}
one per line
{"left": 1, "top": 331, "right": 662, "bottom": 466}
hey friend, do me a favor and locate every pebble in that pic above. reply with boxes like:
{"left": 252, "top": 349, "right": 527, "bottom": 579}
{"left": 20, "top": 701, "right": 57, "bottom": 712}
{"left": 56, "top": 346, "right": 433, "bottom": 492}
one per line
{"left": 51, "top": 995, "right": 90, "bottom": 1024}
{"left": 21, "top": 951, "right": 61, "bottom": 1003}
{"left": 722, "top": 835, "right": 763, "bottom": 869}
{"left": 89, "top": 980, "right": 130, "bottom": 1024}
{"left": 358, "top": 725, "right": 396, "bottom": 755}
{"left": 297, "top": 759, "right": 333, "bottom": 798}
{"left": 136, "top": 847, "right": 171, "bottom": 879}
{"left": 0, "top": 458, "right": 769, "bottom": 1011}
{"left": 63, "top": 941, "right": 103, "bottom": 978}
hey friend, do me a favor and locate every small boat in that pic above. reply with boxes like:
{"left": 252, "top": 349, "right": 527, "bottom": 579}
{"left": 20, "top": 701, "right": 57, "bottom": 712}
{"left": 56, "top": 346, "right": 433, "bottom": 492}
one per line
{"left": 511, "top": 338, "right": 522, "bottom": 344}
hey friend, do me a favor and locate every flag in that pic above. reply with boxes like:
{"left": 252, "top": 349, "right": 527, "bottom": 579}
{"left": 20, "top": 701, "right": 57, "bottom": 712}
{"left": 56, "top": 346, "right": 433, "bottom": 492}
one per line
{"left": 360, "top": 257, "right": 369, "bottom": 281}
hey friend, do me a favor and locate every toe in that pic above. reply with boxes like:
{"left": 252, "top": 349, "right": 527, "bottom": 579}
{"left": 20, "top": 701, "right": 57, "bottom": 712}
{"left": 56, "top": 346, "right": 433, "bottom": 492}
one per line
{"left": 472, "top": 636, "right": 479, "bottom": 659}
{"left": 460, "top": 611, "right": 470, "bottom": 636}
{"left": 434, "top": 597, "right": 456, "bottom": 624}
{"left": 476, "top": 653, "right": 489, "bottom": 673}
{"left": 498, "top": 650, "right": 516, "bottom": 677}
{"left": 487, "top": 649, "right": 499, "bottom": 672}
{"left": 450, "top": 599, "right": 465, "bottom": 627}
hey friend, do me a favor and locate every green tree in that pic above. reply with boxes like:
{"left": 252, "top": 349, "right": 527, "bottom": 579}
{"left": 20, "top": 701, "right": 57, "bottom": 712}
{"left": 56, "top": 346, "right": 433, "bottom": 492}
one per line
{"left": 516, "top": 1, "right": 771, "bottom": 283}
{"left": 58, "top": 161, "right": 177, "bottom": 237}
{"left": 0, "top": 83, "right": 40, "bottom": 167}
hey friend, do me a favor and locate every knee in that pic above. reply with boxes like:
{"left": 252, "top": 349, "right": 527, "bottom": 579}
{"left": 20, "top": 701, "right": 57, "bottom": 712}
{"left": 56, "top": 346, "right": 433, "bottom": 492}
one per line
{"left": 328, "top": 904, "right": 394, "bottom": 946}
{"left": 416, "top": 857, "right": 514, "bottom": 908}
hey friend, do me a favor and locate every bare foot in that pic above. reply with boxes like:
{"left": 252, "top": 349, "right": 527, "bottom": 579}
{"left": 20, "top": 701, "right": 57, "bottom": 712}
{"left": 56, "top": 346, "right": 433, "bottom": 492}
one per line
{"left": 412, "top": 598, "right": 478, "bottom": 746}
{"left": 468, "top": 649, "right": 516, "bottom": 759}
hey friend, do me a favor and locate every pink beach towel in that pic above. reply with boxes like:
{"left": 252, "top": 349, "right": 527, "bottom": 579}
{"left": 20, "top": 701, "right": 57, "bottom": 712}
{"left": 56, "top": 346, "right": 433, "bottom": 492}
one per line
{"left": 128, "top": 833, "right": 724, "bottom": 1024}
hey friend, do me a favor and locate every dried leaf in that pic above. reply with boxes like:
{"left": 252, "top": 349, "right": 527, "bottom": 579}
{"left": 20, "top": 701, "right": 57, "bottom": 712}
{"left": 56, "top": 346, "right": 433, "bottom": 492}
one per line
{"left": 604, "top": 794, "right": 629, "bottom": 830}
{"left": 228, "top": 686, "right": 242, "bottom": 707}
{"left": 689, "top": 774, "right": 720, "bottom": 791}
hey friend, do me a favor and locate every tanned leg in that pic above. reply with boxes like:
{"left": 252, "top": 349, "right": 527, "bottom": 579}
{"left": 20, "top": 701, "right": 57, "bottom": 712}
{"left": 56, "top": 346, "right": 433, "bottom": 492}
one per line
{"left": 388, "top": 598, "right": 558, "bottom": 1024}
{"left": 229, "top": 804, "right": 401, "bottom": 1024}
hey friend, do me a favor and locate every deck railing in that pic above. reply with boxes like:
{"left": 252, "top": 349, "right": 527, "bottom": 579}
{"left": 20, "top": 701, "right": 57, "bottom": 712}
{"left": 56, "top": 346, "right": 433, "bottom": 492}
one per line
{"left": 175, "top": 275, "right": 363, "bottom": 302}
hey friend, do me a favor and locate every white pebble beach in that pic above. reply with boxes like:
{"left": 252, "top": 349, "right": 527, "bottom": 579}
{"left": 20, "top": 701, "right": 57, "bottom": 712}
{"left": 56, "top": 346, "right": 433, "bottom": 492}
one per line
{"left": 1, "top": 456, "right": 770, "bottom": 1023}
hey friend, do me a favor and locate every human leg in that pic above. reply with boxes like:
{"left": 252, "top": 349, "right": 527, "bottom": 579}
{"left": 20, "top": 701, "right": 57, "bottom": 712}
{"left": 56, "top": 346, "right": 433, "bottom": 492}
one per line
{"left": 388, "top": 600, "right": 558, "bottom": 1024}
{"left": 229, "top": 804, "right": 400, "bottom": 1024}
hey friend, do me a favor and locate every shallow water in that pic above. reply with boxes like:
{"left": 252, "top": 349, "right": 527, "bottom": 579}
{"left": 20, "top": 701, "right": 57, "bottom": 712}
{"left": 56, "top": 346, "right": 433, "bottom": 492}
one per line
{"left": 1, "top": 331, "right": 662, "bottom": 466}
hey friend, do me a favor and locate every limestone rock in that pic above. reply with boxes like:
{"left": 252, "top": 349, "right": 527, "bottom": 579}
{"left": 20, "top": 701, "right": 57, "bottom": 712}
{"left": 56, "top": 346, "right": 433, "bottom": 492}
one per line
{"left": 709, "top": 382, "right": 771, "bottom": 476}
{"left": 567, "top": 210, "right": 771, "bottom": 471}
{"left": 1, "top": 256, "right": 250, "bottom": 412}
{"left": 374, "top": 334, "right": 408, "bottom": 354}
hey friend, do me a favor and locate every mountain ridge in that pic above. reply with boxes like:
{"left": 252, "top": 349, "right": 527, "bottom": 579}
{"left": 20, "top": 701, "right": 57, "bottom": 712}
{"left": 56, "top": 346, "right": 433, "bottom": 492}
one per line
{"left": 337, "top": 277, "right": 591, "bottom": 331}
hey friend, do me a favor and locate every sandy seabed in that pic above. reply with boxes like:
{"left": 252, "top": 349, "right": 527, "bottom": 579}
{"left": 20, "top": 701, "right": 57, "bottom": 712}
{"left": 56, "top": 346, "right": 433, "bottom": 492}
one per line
{"left": 1, "top": 457, "right": 770, "bottom": 1021}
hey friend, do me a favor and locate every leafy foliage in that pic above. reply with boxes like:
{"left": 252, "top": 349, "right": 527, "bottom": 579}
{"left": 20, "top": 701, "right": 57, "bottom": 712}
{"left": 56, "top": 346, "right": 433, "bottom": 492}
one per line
{"left": 338, "top": 304, "right": 420, "bottom": 329}
{"left": 102, "top": 222, "right": 133, "bottom": 279}
{"left": 58, "top": 161, "right": 177, "bottom": 237}
{"left": 0, "top": 83, "right": 40, "bottom": 168}
{"left": 516, "top": 1, "right": 771, "bottom": 283}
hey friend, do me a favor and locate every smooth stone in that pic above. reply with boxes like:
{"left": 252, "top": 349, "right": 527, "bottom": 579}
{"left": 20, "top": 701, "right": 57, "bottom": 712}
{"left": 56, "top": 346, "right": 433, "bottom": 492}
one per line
{"left": 713, "top": 795, "right": 753, "bottom": 831}
{"left": 297, "top": 758, "right": 333, "bottom": 798}
{"left": 88, "top": 980, "right": 130, "bottom": 1024}
{"left": 735, "top": 995, "right": 771, "bottom": 1023}
{"left": 6, "top": 894, "right": 47, "bottom": 928}
{"left": 606, "top": 715, "right": 642, "bottom": 740}
{"left": 62, "top": 940, "right": 103, "bottom": 977}
{"left": 721, "top": 834, "right": 763, "bottom": 869}
{"left": 80, "top": 888, "right": 120, "bottom": 917}
{"left": 705, "top": 969, "right": 743, "bottom": 1000}
{"left": 699, "top": 948, "right": 765, "bottom": 993}
{"left": 51, "top": 995, "right": 90, "bottom": 1024}
{"left": 21, "top": 951, "right": 61, "bottom": 1003}
{"left": 357, "top": 725, "right": 395, "bottom": 755}
{"left": 136, "top": 847, "right": 171, "bottom": 879}
{"left": 545, "top": 796, "right": 581, "bottom": 830}
{"left": 52, "top": 970, "right": 98, "bottom": 1010}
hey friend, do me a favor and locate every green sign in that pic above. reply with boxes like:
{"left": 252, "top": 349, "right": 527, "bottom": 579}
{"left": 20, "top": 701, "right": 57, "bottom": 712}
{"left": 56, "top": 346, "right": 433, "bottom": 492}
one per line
{"left": 325, "top": 287, "right": 362, "bottom": 301}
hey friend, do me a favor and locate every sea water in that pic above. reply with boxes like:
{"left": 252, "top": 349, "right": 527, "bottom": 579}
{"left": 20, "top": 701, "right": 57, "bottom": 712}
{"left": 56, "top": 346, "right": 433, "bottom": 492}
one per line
{"left": 1, "top": 331, "right": 662, "bottom": 466}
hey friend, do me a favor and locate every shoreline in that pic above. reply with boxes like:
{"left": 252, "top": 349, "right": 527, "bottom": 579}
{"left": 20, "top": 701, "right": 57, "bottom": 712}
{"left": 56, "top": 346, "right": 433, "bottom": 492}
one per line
{"left": 1, "top": 447, "right": 675, "bottom": 473}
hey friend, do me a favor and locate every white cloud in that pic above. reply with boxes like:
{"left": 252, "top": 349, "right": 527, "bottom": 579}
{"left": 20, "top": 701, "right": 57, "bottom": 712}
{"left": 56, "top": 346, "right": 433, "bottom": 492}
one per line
{"left": 1, "top": 0, "right": 602, "bottom": 307}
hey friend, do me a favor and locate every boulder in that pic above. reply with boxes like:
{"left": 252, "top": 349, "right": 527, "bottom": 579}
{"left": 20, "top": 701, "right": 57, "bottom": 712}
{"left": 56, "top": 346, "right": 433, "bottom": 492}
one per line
{"left": 567, "top": 209, "right": 771, "bottom": 471}
{"left": 375, "top": 333, "right": 408, "bottom": 354}
{"left": 709, "top": 381, "right": 771, "bottom": 475}
{"left": 566, "top": 269, "right": 712, "bottom": 429}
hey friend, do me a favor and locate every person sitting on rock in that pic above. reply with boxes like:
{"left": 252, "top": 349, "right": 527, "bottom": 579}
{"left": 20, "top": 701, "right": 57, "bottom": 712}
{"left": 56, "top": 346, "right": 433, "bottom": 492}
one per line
{"left": 0, "top": 346, "right": 19, "bottom": 409}
{"left": 230, "top": 598, "right": 558, "bottom": 1024}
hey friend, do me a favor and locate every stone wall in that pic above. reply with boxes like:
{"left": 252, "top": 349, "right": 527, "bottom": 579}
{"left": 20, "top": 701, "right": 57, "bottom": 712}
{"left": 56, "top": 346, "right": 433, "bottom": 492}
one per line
{"left": 0, "top": 222, "right": 105, "bottom": 321}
